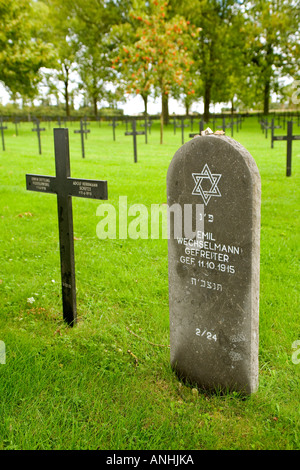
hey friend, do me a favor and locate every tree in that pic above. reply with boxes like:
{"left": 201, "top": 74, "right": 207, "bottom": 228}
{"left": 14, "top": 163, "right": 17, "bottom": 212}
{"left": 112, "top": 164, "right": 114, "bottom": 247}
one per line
{"left": 0, "top": 0, "right": 54, "bottom": 98}
{"left": 245, "top": 0, "right": 300, "bottom": 114}
{"left": 41, "top": 0, "right": 80, "bottom": 117}
{"left": 64, "top": 0, "right": 128, "bottom": 116}
{"left": 171, "top": 0, "right": 247, "bottom": 121}
{"left": 113, "top": 0, "right": 195, "bottom": 143}
{"left": 111, "top": 21, "right": 154, "bottom": 117}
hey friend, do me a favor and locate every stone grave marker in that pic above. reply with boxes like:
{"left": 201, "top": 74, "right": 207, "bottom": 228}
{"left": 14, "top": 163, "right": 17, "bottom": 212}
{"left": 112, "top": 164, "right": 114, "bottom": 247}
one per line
{"left": 167, "top": 133, "right": 261, "bottom": 394}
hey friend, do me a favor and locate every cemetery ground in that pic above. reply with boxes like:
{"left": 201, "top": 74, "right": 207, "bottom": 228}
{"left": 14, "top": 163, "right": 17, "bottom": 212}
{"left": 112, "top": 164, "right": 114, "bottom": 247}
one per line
{"left": 0, "top": 117, "right": 299, "bottom": 450}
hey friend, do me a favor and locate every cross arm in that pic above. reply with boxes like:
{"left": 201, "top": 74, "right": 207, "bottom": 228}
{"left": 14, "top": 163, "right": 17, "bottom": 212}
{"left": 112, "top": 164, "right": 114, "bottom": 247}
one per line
{"left": 26, "top": 174, "right": 57, "bottom": 194}
{"left": 272, "top": 136, "right": 287, "bottom": 141}
{"left": 74, "top": 129, "right": 90, "bottom": 134}
{"left": 67, "top": 178, "right": 108, "bottom": 200}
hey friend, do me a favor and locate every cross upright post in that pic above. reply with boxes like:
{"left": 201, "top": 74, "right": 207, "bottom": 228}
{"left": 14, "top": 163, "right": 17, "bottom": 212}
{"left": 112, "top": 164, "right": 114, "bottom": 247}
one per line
{"left": 190, "top": 116, "right": 194, "bottom": 131}
{"left": 109, "top": 117, "right": 118, "bottom": 141}
{"left": 125, "top": 120, "right": 145, "bottom": 163}
{"left": 32, "top": 119, "right": 46, "bottom": 155}
{"left": 189, "top": 119, "right": 204, "bottom": 139}
{"left": 26, "top": 128, "right": 108, "bottom": 325}
{"left": 0, "top": 117, "right": 8, "bottom": 151}
{"left": 270, "top": 119, "right": 282, "bottom": 148}
{"left": 272, "top": 121, "right": 300, "bottom": 177}
{"left": 83, "top": 117, "right": 90, "bottom": 139}
{"left": 176, "top": 117, "right": 189, "bottom": 145}
{"left": 217, "top": 117, "right": 232, "bottom": 135}
{"left": 142, "top": 116, "right": 148, "bottom": 144}
{"left": 74, "top": 119, "right": 90, "bottom": 158}
{"left": 14, "top": 117, "right": 19, "bottom": 136}
{"left": 212, "top": 116, "right": 216, "bottom": 132}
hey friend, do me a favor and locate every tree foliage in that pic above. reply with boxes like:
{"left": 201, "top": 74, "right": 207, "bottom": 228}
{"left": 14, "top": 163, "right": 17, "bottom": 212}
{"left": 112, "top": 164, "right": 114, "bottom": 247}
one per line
{"left": 112, "top": 0, "right": 196, "bottom": 142}
{"left": 0, "top": 0, "right": 55, "bottom": 97}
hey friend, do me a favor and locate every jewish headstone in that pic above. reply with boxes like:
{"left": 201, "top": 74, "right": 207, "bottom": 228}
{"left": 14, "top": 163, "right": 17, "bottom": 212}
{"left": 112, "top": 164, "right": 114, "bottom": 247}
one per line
{"left": 167, "top": 133, "right": 261, "bottom": 394}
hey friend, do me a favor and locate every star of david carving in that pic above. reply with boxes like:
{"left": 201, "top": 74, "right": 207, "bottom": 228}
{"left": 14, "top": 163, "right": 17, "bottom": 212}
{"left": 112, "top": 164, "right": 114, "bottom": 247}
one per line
{"left": 192, "top": 164, "right": 222, "bottom": 206}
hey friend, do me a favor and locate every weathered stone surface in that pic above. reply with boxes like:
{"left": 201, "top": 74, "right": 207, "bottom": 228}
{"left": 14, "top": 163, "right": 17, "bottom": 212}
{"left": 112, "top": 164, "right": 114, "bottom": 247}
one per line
{"left": 167, "top": 135, "right": 261, "bottom": 394}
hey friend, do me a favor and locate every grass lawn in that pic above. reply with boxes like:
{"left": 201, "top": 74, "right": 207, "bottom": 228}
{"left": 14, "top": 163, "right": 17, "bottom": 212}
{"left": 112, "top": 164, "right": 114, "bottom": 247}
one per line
{"left": 0, "top": 116, "right": 299, "bottom": 450}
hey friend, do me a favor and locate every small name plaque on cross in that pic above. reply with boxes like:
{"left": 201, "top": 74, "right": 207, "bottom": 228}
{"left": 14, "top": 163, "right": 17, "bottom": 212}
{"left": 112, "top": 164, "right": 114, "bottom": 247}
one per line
{"left": 26, "top": 128, "right": 108, "bottom": 325}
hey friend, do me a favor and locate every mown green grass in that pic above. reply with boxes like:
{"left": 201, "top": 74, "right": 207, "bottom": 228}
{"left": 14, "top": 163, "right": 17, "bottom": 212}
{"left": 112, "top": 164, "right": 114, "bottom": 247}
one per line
{"left": 0, "top": 116, "right": 299, "bottom": 450}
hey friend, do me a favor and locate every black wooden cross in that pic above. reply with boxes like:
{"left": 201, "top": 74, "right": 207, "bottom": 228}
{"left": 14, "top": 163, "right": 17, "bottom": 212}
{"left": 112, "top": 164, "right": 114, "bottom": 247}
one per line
{"left": 259, "top": 118, "right": 269, "bottom": 138}
{"left": 14, "top": 117, "right": 20, "bottom": 136}
{"left": 236, "top": 115, "right": 243, "bottom": 132}
{"left": 173, "top": 117, "right": 177, "bottom": 135}
{"left": 260, "top": 118, "right": 281, "bottom": 142}
{"left": 140, "top": 116, "right": 151, "bottom": 144}
{"left": 190, "top": 116, "right": 194, "bottom": 131}
{"left": 176, "top": 117, "right": 189, "bottom": 145}
{"left": 189, "top": 119, "right": 204, "bottom": 138}
{"left": 32, "top": 119, "right": 46, "bottom": 155}
{"left": 26, "top": 128, "right": 108, "bottom": 325}
{"left": 74, "top": 119, "right": 90, "bottom": 158}
{"left": 218, "top": 117, "right": 233, "bottom": 136}
{"left": 212, "top": 116, "right": 216, "bottom": 132}
{"left": 125, "top": 120, "right": 145, "bottom": 163}
{"left": 272, "top": 121, "right": 300, "bottom": 177}
{"left": 109, "top": 117, "right": 119, "bottom": 141}
{"left": 269, "top": 119, "right": 282, "bottom": 148}
{"left": 0, "top": 117, "right": 7, "bottom": 151}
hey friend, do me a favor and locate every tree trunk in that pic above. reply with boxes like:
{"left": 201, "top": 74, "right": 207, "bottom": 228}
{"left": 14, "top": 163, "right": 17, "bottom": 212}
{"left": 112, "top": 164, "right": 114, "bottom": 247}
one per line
{"left": 142, "top": 94, "right": 148, "bottom": 116}
{"left": 231, "top": 98, "right": 234, "bottom": 115}
{"left": 160, "top": 93, "right": 164, "bottom": 144}
{"left": 63, "top": 64, "right": 70, "bottom": 117}
{"left": 263, "top": 80, "right": 270, "bottom": 115}
{"left": 185, "top": 100, "right": 190, "bottom": 117}
{"left": 93, "top": 96, "right": 98, "bottom": 117}
{"left": 204, "top": 83, "right": 211, "bottom": 123}
{"left": 65, "top": 81, "right": 70, "bottom": 117}
{"left": 162, "top": 93, "right": 169, "bottom": 125}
